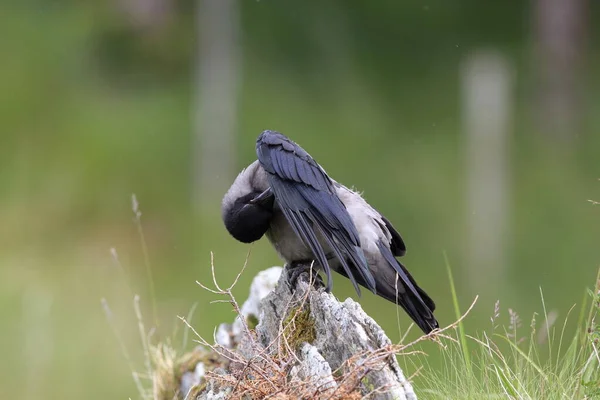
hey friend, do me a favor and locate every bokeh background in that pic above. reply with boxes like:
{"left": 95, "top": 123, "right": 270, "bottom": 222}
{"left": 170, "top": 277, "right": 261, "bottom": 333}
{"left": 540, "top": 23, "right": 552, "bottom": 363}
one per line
{"left": 2, "top": 1, "right": 600, "bottom": 398}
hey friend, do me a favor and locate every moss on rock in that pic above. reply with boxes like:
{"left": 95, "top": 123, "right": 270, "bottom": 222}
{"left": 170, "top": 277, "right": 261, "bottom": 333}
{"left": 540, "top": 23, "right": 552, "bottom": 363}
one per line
{"left": 282, "top": 305, "right": 316, "bottom": 352}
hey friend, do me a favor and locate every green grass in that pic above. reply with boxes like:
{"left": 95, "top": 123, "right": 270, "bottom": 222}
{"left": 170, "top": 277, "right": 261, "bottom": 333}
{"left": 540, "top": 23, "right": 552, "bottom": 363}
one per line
{"left": 411, "top": 266, "right": 600, "bottom": 399}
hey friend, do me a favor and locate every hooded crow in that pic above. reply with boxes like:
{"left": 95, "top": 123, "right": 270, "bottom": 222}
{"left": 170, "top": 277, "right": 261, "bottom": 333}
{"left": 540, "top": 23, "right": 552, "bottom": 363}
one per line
{"left": 222, "top": 130, "right": 438, "bottom": 334}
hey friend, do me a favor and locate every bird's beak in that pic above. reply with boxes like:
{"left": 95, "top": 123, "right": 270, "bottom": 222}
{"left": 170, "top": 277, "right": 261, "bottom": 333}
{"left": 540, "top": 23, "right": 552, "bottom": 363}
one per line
{"left": 250, "top": 188, "right": 274, "bottom": 208}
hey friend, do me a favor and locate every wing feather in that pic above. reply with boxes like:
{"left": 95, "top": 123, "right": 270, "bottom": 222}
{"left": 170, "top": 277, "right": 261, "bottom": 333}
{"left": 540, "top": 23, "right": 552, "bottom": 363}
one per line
{"left": 257, "top": 130, "right": 375, "bottom": 293}
{"left": 381, "top": 215, "right": 407, "bottom": 257}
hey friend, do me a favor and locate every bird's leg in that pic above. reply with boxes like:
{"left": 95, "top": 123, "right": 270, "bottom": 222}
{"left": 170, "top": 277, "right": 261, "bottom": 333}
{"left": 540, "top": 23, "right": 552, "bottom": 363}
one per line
{"left": 286, "top": 261, "right": 324, "bottom": 290}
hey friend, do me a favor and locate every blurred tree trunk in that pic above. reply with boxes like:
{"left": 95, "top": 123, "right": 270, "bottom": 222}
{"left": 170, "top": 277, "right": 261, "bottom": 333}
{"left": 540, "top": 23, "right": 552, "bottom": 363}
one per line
{"left": 462, "top": 50, "right": 513, "bottom": 295}
{"left": 532, "top": 0, "right": 588, "bottom": 140}
{"left": 193, "top": 0, "right": 240, "bottom": 211}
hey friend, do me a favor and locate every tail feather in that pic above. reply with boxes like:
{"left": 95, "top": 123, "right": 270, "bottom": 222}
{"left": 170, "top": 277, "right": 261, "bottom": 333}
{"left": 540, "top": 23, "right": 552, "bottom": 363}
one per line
{"left": 376, "top": 241, "right": 438, "bottom": 334}
{"left": 398, "top": 261, "right": 436, "bottom": 312}
{"left": 376, "top": 271, "right": 439, "bottom": 334}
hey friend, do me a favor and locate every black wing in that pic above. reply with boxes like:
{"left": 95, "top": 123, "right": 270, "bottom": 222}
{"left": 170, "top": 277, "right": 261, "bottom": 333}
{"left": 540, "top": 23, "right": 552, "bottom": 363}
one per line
{"left": 381, "top": 215, "right": 407, "bottom": 257}
{"left": 256, "top": 130, "right": 375, "bottom": 294}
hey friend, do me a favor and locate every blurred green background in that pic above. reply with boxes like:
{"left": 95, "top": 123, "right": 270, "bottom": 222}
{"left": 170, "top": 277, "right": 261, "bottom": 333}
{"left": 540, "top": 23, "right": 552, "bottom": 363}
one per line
{"left": 2, "top": 1, "right": 599, "bottom": 398}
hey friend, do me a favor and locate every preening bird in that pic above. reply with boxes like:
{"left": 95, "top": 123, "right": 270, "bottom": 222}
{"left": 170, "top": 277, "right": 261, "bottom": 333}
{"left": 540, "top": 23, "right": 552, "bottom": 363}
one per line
{"left": 222, "top": 130, "right": 438, "bottom": 334}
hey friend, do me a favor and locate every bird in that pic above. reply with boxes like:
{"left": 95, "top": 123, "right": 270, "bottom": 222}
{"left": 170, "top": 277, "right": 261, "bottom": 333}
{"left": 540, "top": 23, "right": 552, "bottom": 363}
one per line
{"left": 221, "top": 130, "right": 438, "bottom": 334}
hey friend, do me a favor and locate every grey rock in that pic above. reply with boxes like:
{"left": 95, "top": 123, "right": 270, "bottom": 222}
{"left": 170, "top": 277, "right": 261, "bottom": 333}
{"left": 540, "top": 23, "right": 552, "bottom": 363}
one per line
{"left": 180, "top": 361, "right": 205, "bottom": 398}
{"left": 187, "top": 265, "right": 418, "bottom": 400}
{"left": 196, "top": 368, "right": 231, "bottom": 400}
{"left": 256, "top": 267, "right": 417, "bottom": 400}
{"left": 214, "top": 322, "right": 232, "bottom": 349}
{"left": 289, "top": 343, "right": 337, "bottom": 393}
{"left": 215, "top": 266, "right": 282, "bottom": 349}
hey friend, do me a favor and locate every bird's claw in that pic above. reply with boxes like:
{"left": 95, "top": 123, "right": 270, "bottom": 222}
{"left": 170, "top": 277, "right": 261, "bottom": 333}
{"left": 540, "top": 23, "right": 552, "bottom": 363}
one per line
{"left": 286, "top": 262, "right": 324, "bottom": 290}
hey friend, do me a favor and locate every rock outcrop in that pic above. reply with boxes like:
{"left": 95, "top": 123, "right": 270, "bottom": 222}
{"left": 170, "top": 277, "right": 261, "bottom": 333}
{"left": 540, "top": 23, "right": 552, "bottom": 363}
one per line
{"left": 179, "top": 266, "right": 417, "bottom": 400}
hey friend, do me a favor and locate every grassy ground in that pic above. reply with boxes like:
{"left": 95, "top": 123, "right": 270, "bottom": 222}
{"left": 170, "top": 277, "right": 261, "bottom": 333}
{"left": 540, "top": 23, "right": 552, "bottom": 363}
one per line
{"left": 407, "top": 265, "right": 600, "bottom": 399}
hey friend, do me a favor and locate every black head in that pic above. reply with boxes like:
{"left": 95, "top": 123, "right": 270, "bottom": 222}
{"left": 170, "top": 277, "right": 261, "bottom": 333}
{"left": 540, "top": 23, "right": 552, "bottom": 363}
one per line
{"left": 223, "top": 191, "right": 274, "bottom": 243}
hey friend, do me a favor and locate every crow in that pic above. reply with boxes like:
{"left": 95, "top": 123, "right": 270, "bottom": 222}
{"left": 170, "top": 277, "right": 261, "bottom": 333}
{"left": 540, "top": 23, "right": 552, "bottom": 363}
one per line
{"left": 222, "top": 130, "right": 438, "bottom": 334}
